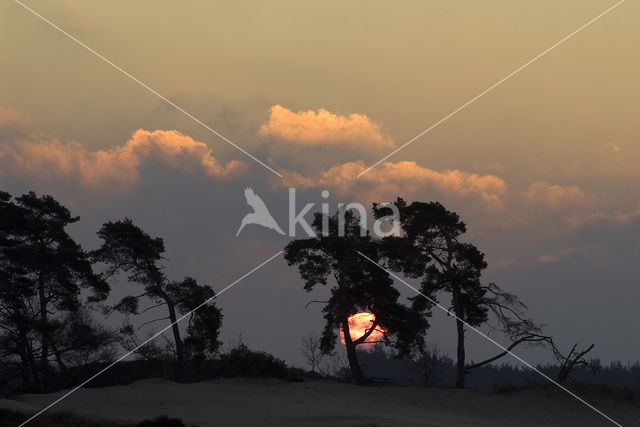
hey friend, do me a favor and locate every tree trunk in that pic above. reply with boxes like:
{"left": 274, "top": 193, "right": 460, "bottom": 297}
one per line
{"left": 18, "top": 329, "right": 31, "bottom": 388}
{"left": 50, "top": 340, "right": 71, "bottom": 380}
{"left": 342, "top": 318, "right": 367, "bottom": 385}
{"left": 452, "top": 286, "right": 466, "bottom": 389}
{"left": 163, "top": 296, "right": 185, "bottom": 381}
{"left": 28, "top": 347, "right": 39, "bottom": 386}
{"left": 38, "top": 272, "right": 49, "bottom": 391}
{"left": 455, "top": 317, "right": 466, "bottom": 388}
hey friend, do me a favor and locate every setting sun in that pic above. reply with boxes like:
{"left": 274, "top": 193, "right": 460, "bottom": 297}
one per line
{"left": 340, "top": 312, "right": 386, "bottom": 347}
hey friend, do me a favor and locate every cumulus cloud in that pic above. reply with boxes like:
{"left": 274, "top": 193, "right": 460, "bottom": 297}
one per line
{"left": 258, "top": 104, "right": 394, "bottom": 148}
{"left": 256, "top": 105, "right": 395, "bottom": 172}
{"left": 524, "top": 181, "right": 597, "bottom": 211}
{"left": 280, "top": 160, "right": 506, "bottom": 209}
{"left": 0, "top": 124, "right": 246, "bottom": 190}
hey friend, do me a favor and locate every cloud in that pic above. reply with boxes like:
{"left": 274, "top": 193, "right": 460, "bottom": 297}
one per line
{"left": 539, "top": 247, "right": 580, "bottom": 264}
{"left": 524, "top": 181, "right": 597, "bottom": 211}
{"left": 487, "top": 258, "right": 516, "bottom": 270}
{"left": 0, "top": 127, "right": 246, "bottom": 190}
{"left": 256, "top": 105, "right": 395, "bottom": 172}
{"left": 538, "top": 246, "right": 607, "bottom": 266}
{"left": 258, "top": 104, "right": 394, "bottom": 149}
{"left": 566, "top": 203, "right": 640, "bottom": 229}
{"left": 281, "top": 160, "right": 506, "bottom": 209}
{"left": 0, "top": 106, "right": 34, "bottom": 142}
{"left": 0, "top": 107, "right": 27, "bottom": 128}
{"left": 593, "top": 142, "right": 634, "bottom": 175}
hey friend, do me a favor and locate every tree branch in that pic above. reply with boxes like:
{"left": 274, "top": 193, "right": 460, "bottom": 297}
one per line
{"left": 136, "top": 317, "right": 170, "bottom": 331}
{"left": 304, "top": 300, "right": 330, "bottom": 309}
{"left": 465, "top": 333, "right": 554, "bottom": 371}
{"left": 354, "top": 320, "right": 380, "bottom": 345}
{"left": 142, "top": 302, "right": 166, "bottom": 313}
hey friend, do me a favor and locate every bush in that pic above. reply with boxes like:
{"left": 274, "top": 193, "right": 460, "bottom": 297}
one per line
{"left": 216, "top": 344, "right": 288, "bottom": 379}
{"left": 137, "top": 415, "right": 186, "bottom": 427}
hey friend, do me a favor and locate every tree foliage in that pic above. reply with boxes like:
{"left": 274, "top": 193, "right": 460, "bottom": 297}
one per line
{"left": 375, "top": 198, "right": 547, "bottom": 388}
{"left": 285, "top": 210, "right": 429, "bottom": 385}
{"left": 0, "top": 191, "right": 110, "bottom": 390}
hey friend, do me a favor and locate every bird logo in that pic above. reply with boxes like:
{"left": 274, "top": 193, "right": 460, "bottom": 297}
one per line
{"left": 236, "top": 187, "right": 285, "bottom": 236}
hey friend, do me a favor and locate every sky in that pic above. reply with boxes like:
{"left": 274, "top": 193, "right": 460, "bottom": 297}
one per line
{"left": 1, "top": 0, "right": 639, "bottom": 369}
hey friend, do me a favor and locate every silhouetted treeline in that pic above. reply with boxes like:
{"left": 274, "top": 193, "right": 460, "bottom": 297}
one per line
{"left": 2, "top": 189, "right": 637, "bottom": 401}
{"left": 0, "top": 190, "right": 222, "bottom": 395}
{"left": 357, "top": 346, "right": 640, "bottom": 398}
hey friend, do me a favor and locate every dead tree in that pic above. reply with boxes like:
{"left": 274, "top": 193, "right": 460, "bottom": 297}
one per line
{"left": 412, "top": 344, "right": 446, "bottom": 386}
{"left": 300, "top": 332, "right": 324, "bottom": 373}
{"left": 554, "top": 343, "right": 597, "bottom": 381}
{"left": 464, "top": 284, "right": 554, "bottom": 375}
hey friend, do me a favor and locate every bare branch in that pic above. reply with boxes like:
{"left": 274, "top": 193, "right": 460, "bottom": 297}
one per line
{"left": 304, "top": 300, "right": 329, "bottom": 309}
{"left": 142, "top": 302, "right": 166, "bottom": 313}
{"left": 136, "top": 317, "right": 170, "bottom": 331}
{"left": 353, "top": 320, "right": 380, "bottom": 346}
{"left": 556, "top": 343, "right": 596, "bottom": 381}
{"left": 465, "top": 333, "right": 554, "bottom": 371}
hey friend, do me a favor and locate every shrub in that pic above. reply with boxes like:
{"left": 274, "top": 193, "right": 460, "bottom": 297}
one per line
{"left": 137, "top": 415, "right": 186, "bottom": 427}
{"left": 216, "top": 344, "right": 288, "bottom": 379}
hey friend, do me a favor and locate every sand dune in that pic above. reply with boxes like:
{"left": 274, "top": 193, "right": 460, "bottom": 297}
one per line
{"left": 3, "top": 378, "right": 639, "bottom": 427}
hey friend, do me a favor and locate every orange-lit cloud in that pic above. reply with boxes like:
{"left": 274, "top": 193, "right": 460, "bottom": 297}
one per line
{"left": 539, "top": 247, "right": 580, "bottom": 264}
{"left": 281, "top": 161, "right": 506, "bottom": 209}
{"left": 0, "top": 106, "right": 33, "bottom": 141}
{"left": 0, "top": 107, "right": 28, "bottom": 128}
{"left": 259, "top": 104, "right": 394, "bottom": 149}
{"left": 524, "top": 181, "right": 597, "bottom": 211}
{"left": 538, "top": 246, "right": 607, "bottom": 266}
{"left": 0, "top": 127, "right": 245, "bottom": 189}
{"left": 566, "top": 203, "right": 640, "bottom": 229}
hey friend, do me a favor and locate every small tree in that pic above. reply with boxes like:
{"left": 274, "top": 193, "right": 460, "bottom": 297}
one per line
{"left": 412, "top": 344, "right": 446, "bottom": 386}
{"left": 284, "top": 210, "right": 429, "bottom": 385}
{"left": 93, "top": 219, "right": 222, "bottom": 381}
{"left": 300, "top": 332, "right": 324, "bottom": 373}
{"left": 318, "top": 349, "right": 351, "bottom": 381}
{"left": 169, "top": 277, "right": 223, "bottom": 365}
{"left": 54, "top": 308, "right": 117, "bottom": 384}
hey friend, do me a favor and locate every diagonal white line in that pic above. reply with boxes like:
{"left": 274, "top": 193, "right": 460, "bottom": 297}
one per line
{"left": 18, "top": 250, "right": 283, "bottom": 426}
{"left": 358, "top": 0, "right": 625, "bottom": 177}
{"left": 13, "top": 0, "right": 283, "bottom": 178}
{"left": 356, "top": 251, "right": 624, "bottom": 426}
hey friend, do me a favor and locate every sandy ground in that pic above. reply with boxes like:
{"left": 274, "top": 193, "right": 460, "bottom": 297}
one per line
{"left": 2, "top": 378, "right": 639, "bottom": 427}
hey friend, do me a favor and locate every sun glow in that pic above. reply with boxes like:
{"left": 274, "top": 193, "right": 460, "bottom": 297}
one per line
{"left": 340, "top": 312, "right": 386, "bottom": 347}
